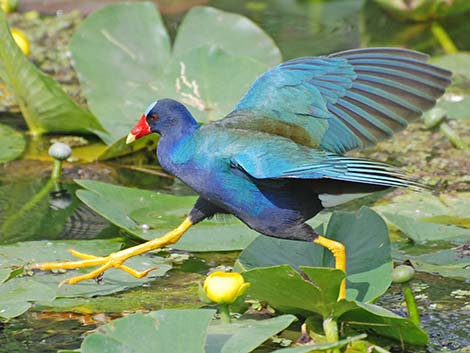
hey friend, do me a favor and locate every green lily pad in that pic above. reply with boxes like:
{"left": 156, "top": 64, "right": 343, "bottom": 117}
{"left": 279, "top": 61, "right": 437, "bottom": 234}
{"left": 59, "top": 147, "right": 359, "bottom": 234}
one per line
{"left": 0, "top": 279, "right": 56, "bottom": 320}
{"left": 0, "top": 239, "right": 172, "bottom": 317}
{"left": 71, "top": 3, "right": 277, "bottom": 145}
{"left": 0, "top": 10, "right": 104, "bottom": 137}
{"left": 393, "top": 247, "right": 470, "bottom": 280}
{"left": 172, "top": 6, "right": 281, "bottom": 66}
{"left": 81, "top": 309, "right": 297, "bottom": 353}
{"left": 237, "top": 207, "right": 392, "bottom": 302}
{"left": 0, "top": 123, "right": 25, "bottom": 163}
{"left": 82, "top": 309, "right": 214, "bottom": 353}
{"left": 384, "top": 213, "right": 470, "bottom": 244}
{"left": 243, "top": 265, "right": 428, "bottom": 345}
{"left": 75, "top": 180, "right": 259, "bottom": 252}
{"left": 430, "top": 53, "right": 470, "bottom": 85}
{"left": 206, "top": 315, "right": 296, "bottom": 353}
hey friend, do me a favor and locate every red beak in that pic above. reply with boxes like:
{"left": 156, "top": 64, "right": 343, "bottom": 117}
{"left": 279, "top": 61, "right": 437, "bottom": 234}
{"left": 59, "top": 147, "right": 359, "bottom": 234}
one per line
{"left": 126, "top": 114, "right": 151, "bottom": 144}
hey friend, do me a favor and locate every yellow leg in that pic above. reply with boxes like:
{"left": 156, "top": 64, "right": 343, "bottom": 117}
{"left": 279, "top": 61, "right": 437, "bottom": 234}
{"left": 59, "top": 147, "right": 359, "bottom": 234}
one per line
{"left": 313, "top": 235, "right": 346, "bottom": 300}
{"left": 31, "top": 218, "right": 193, "bottom": 285}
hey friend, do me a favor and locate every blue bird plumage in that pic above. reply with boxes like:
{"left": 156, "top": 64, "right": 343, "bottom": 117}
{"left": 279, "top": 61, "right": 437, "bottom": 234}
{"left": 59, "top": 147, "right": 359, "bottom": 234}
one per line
{"left": 35, "top": 48, "right": 452, "bottom": 292}
{"left": 140, "top": 48, "right": 451, "bottom": 242}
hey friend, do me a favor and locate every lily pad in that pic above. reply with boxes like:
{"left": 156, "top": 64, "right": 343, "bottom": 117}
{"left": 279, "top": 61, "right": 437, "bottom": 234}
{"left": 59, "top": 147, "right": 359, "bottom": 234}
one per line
{"left": 243, "top": 265, "right": 428, "bottom": 345}
{"left": 237, "top": 207, "right": 392, "bottom": 302}
{"left": 393, "top": 247, "right": 470, "bottom": 280}
{"left": 0, "top": 10, "right": 104, "bottom": 136}
{"left": 384, "top": 213, "right": 470, "bottom": 244}
{"left": 0, "top": 123, "right": 25, "bottom": 163}
{"left": 81, "top": 309, "right": 297, "bottom": 353}
{"left": 0, "top": 279, "right": 56, "bottom": 320}
{"left": 75, "top": 180, "right": 259, "bottom": 252}
{"left": 206, "top": 315, "right": 296, "bottom": 353}
{"left": 71, "top": 3, "right": 278, "bottom": 145}
{"left": 0, "top": 238, "right": 172, "bottom": 319}
{"left": 172, "top": 6, "right": 281, "bottom": 66}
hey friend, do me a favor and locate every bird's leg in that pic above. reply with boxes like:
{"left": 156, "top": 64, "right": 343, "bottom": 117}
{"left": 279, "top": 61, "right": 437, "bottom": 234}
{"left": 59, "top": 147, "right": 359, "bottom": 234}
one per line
{"left": 313, "top": 235, "right": 346, "bottom": 300}
{"left": 31, "top": 218, "right": 193, "bottom": 285}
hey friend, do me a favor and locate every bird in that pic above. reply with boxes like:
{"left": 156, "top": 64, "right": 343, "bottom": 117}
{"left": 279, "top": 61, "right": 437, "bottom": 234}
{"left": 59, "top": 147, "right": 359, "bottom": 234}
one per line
{"left": 35, "top": 47, "right": 451, "bottom": 300}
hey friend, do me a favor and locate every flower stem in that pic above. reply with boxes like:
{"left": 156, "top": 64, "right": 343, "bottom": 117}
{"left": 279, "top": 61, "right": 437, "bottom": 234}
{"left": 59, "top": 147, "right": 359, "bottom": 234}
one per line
{"left": 323, "top": 317, "right": 340, "bottom": 353}
{"left": 219, "top": 304, "right": 231, "bottom": 324}
{"left": 431, "top": 21, "right": 458, "bottom": 54}
{"left": 51, "top": 159, "right": 63, "bottom": 180}
{"left": 402, "top": 282, "right": 420, "bottom": 327}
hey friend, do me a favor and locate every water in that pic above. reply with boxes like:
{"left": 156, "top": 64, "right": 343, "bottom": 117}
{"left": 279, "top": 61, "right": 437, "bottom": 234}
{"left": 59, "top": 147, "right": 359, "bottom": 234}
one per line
{"left": 1, "top": 0, "right": 470, "bottom": 352}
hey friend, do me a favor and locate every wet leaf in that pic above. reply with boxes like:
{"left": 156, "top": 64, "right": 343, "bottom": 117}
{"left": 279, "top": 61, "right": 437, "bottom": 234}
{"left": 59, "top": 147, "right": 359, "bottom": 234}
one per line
{"left": 81, "top": 308, "right": 297, "bottom": 353}
{"left": 393, "top": 247, "right": 470, "bottom": 280}
{"left": 0, "top": 239, "right": 172, "bottom": 306}
{"left": 384, "top": 213, "right": 470, "bottom": 244}
{"left": 71, "top": 3, "right": 277, "bottom": 145}
{"left": 0, "top": 10, "right": 104, "bottom": 136}
{"left": 82, "top": 309, "right": 214, "bottom": 353}
{"left": 0, "top": 279, "right": 56, "bottom": 319}
{"left": 237, "top": 207, "right": 392, "bottom": 302}
{"left": 0, "top": 123, "right": 25, "bottom": 163}
{"left": 243, "top": 265, "right": 428, "bottom": 345}
{"left": 75, "top": 180, "right": 259, "bottom": 252}
{"left": 206, "top": 315, "right": 296, "bottom": 353}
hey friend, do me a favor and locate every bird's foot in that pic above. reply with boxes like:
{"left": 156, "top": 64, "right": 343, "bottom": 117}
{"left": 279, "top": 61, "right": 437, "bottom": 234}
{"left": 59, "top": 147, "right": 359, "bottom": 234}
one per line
{"left": 31, "top": 249, "right": 159, "bottom": 285}
{"left": 30, "top": 218, "right": 193, "bottom": 285}
{"left": 313, "top": 235, "right": 346, "bottom": 301}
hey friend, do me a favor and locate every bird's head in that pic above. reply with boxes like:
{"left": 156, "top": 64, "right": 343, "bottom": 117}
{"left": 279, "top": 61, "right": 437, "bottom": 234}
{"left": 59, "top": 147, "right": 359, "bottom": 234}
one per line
{"left": 126, "top": 98, "right": 197, "bottom": 144}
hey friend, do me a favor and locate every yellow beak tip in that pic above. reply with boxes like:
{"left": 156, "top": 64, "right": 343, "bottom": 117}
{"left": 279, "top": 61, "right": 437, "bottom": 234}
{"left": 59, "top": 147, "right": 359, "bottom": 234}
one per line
{"left": 126, "top": 133, "right": 136, "bottom": 144}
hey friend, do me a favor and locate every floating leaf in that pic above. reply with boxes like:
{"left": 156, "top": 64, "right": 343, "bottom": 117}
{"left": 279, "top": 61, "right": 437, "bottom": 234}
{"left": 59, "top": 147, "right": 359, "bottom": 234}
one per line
{"left": 82, "top": 309, "right": 214, "bottom": 353}
{"left": 0, "top": 10, "right": 104, "bottom": 136}
{"left": 75, "top": 180, "right": 259, "bottom": 252}
{"left": 384, "top": 213, "right": 470, "bottom": 244}
{"left": 0, "top": 239, "right": 172, "bottom": 312}
{"left": 0, "top": 279, "right": 56, "bottom": 319}
{"left": 71, "top": 3, "right": 277, "bottom": 145}
{"left": 172, "top": 6, "right": 281, "bottom": 66}
{"left": 206, "top": 315, "right": 296, "bottom": 353}
{"left": 81, "top": 309, "right": 296, "bottom": 353}
{"left": 0, "top": 123, "right": 25, "bottom": 163}
{"left": 237, "top": 207, "right": 392, "bottom": 302}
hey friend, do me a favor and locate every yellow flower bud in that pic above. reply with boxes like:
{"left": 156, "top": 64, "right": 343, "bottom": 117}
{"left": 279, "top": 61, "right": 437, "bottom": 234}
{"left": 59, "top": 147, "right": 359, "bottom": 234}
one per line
{"left": 11, "top": 28, "right": 30, "bottom": 56}
{"left": 203, "top": 271, "right": 250, "bottom": 304}
{"left": 1, "top": 0, "right": 19, "bottom": 13}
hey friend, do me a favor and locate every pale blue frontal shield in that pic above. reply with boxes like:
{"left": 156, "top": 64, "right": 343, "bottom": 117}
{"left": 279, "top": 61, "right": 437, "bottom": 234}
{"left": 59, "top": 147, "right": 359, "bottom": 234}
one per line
{"left": 144, "top": 100, "right": 158, "bottom": 116}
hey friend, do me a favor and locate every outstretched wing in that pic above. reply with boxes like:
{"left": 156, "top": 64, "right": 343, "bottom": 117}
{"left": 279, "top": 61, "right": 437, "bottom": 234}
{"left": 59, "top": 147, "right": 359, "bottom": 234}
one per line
{"left": 216, "top": 48, "right": 452, "bottom": 154}
{"left": 231, "top": 141, "right": 425, "bottom": 190}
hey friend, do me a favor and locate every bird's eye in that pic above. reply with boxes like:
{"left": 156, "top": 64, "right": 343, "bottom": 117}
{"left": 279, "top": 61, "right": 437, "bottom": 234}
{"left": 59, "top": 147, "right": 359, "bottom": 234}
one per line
{"left": 150, "top": 114, "right": 158, "bottom": 121}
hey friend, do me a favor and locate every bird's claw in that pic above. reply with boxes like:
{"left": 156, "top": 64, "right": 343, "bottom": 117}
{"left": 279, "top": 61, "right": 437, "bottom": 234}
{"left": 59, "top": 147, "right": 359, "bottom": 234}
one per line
{"left": 31, "top": 248, "right": 159, "bottom": 285}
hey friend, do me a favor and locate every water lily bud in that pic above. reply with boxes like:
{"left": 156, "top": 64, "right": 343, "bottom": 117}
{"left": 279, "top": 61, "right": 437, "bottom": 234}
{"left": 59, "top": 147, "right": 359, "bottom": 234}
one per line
{"left": 48, "top": 142, "right": 72, "bottom": 161}
{"left": 10, "top": 28, "right": 30, "bottom": 56}
{"left": 203, "top": 271, "right": 250, "bottom": 304}
{"left": 391, "top": 265, "right": 415, "bottom": 284}
{"left": 1, "top": 0, "right": 19, "bottom": 13}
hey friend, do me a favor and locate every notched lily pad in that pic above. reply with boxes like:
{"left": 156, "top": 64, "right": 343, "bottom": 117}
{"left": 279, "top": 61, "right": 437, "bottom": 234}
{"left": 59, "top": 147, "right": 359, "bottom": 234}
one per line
{"left": 75, "top": 180, "right": 259, "bottom": 252}
{"left": 71, "top": 3, "right": 279, "bottom": 145}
